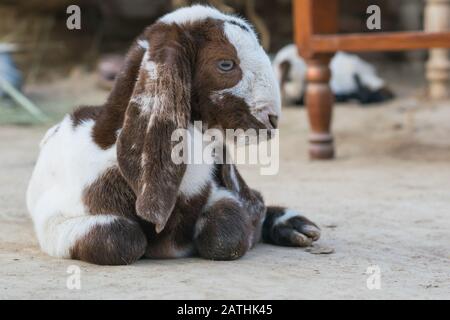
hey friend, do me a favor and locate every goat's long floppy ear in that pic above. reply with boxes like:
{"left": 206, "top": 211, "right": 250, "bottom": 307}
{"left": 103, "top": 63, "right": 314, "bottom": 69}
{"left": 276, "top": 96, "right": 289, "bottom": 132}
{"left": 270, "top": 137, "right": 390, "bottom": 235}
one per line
{"left": 117, "top": 23, "right": 193, "bottom": 233}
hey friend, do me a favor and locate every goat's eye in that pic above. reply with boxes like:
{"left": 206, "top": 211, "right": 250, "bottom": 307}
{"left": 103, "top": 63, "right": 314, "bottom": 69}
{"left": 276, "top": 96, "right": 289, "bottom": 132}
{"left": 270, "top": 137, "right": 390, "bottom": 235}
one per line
{"left": 217, "top": 60, "right": 235, "bottom": 72}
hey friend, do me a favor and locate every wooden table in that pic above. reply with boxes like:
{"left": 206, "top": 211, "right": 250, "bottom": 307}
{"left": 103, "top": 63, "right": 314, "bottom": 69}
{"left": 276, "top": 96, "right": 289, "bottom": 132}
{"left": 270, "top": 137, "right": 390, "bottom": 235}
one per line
{"left": 294, "top": 0, "right": 450, "bottom": 159}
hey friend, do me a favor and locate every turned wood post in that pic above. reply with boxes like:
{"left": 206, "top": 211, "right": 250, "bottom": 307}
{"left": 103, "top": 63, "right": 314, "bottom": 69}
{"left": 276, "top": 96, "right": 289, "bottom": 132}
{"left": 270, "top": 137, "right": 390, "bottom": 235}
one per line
{"left": 294, "top": 0, "right": 338, "bottom": 159}
{"left": 399, "top": 0, "right": 425, "bottom": 65}
{"left": 305, "top": 55, "right": 334, "bottom": 159}
{"left": 425, "top": 0, "right": 450, "bottom": 99}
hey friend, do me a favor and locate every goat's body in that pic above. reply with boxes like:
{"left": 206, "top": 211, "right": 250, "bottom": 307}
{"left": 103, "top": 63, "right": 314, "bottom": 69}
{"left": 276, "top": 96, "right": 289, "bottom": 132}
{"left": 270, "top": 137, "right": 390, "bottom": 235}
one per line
{"left": 27, "top": 111, "right": 261, "bottom": 263}
{"left": 27, "top": 109, "right": 320, "bottom": 265}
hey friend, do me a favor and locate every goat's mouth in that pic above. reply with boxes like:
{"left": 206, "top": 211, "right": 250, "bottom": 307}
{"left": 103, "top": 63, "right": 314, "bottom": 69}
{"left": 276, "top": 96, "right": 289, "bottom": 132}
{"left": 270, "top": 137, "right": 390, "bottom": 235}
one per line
{"left": 252, "top": 106, "right": 280, "bottom": 131}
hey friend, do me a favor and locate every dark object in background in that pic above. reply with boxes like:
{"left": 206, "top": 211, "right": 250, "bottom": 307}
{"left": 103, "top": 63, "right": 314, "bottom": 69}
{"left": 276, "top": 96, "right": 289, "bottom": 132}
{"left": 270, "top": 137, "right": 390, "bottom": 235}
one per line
{"left": 96, "top": 54, "right": 125, "bottom": 90}
{"left": 334, "top": 75, "right": 395, "bottom": 105}
{"left": 0, "top": 52, "right": 22, "bottom": 98}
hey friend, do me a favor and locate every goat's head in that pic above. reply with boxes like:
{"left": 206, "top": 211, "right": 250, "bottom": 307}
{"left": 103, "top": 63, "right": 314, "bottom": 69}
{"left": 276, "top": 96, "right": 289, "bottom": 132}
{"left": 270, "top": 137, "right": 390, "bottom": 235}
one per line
{"left": 138, "top": 5, "right": 281, "bottom": 131}
{"left": 116, "top": 5, "right": 281, "bottom": 232}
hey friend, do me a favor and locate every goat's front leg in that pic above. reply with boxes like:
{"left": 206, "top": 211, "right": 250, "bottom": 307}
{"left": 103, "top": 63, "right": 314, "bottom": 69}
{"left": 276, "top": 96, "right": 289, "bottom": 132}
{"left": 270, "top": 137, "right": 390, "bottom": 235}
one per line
{"left": 193, "top": 163, "right": 265, "bottom": 260}
{"left": 218, "top": 163, "right": 266, "bottom": 247}
{"left": 218, "top": 163, "right": 321, "bottom": 248}
{"left": 262, "top": 206, "right": 321, "bottom": 247}
{"left": 194, "top": 192, "right": 253, "bottom": 260}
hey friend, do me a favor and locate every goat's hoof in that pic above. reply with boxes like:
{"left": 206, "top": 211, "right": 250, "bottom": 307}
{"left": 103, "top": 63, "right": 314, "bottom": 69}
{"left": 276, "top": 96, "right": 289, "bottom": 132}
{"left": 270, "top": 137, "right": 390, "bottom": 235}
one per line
{"left": 268, "top": 211, "right": 321, "bottom": 247}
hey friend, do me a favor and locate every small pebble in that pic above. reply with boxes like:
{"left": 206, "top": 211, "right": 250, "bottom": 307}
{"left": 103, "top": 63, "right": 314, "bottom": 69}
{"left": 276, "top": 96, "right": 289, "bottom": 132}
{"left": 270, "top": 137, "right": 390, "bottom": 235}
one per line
{"left": 306, "top": 246, "right": 335, "bottom": 255}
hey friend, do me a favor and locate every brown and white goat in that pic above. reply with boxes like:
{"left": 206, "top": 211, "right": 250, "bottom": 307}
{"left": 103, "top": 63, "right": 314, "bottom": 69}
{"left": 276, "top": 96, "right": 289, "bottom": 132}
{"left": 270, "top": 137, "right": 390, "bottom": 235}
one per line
{"left": 27, "top": 5, "right": 320, "bottom": 265}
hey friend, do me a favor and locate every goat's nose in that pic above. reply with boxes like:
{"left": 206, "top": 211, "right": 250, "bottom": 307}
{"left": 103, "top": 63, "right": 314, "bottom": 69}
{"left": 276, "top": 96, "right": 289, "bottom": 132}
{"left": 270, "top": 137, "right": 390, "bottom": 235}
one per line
{"left": 268, "top": 114, "right": 278, "bottom": 129}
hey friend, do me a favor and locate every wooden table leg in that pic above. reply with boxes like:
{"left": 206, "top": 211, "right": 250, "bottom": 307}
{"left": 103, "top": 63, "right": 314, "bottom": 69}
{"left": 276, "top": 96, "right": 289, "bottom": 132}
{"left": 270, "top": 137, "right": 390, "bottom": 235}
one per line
{"left": 293, "top": 0, "right": 338, "bottom": 159}
{"left": 305, "top": 54, "right": 334, "bottom": 159}
{"left": 425, "top": 0, "right": 450, "bottom": 99}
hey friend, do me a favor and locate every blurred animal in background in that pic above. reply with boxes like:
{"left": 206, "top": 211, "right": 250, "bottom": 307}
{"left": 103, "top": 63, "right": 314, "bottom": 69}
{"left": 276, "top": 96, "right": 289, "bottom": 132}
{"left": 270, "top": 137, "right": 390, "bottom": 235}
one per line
{"left": 273, "top": 44, "right": 394, "bottom": 106}
{"left": 0, "top": 45, "right": 22, "bottom": 98}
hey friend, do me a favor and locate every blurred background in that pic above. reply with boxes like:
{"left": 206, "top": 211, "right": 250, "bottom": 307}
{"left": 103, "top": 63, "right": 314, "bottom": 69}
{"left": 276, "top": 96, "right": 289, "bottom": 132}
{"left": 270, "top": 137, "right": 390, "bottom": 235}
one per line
{"left": 0, "top": 0, "right": 443, "bottom": 123}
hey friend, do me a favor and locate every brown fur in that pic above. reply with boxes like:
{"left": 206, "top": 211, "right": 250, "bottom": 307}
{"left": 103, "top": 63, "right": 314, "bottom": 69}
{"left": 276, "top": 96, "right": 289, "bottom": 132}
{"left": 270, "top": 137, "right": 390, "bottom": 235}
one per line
{"left": 216, "top": 162, "right": 265, "bottom": 247}
{"left": 82, "top": 167, "right": 211, "bottom": 259}
{"left": 117, "top": 22, "right": 194, "bottom": 232}
{"left": 195, "top": 197, "right": 252, "bottom": 260}
{"left": 71, "top": 106, "right": 102, "bottom": 127}
{"left": 143, "top": 191, "right": 210, "bottom": 258}
{"left": 92, "top": 42, "right": 146, "bottom": 148}
{"left": 83, "top": 166, "right": 137, "bottom": 219}
{"left": 70, "top": 217, "right": 147, "bottom": 265}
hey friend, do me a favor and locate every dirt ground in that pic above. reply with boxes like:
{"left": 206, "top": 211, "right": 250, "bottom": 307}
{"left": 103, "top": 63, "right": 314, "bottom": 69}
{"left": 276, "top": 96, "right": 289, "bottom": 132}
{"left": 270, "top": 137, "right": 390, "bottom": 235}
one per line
{"left": 1, "top": 70, "right": 449, "bottom": 299}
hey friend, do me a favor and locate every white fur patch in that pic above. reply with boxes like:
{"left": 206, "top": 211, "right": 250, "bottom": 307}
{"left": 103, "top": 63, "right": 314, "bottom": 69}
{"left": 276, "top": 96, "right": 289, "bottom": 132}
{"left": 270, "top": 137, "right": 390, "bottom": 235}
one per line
{"left": 205, "top": 184, "right": 239, "bottom": 209}
{"left": 159, "top": 4, "right": 251, "bottom": 32}
{"left": 195, "top": 184, "right": 240, "bottom": 238}
{"left": 141, "top": 50, "right": 157, "bottom": 80}
{"left": 141, "top": 152, "right": 149, "bottom": 168}
{"left": 137, "top": 39, "right": 149, "bottom": 50}
{"left": 178, "top": 125, "right": 215, "bottom": 198}
{"left": 229, "top": 165, "right": 240, "bottom": 192}
{"left": 27, "top": 117, "right": 118, "bottom": 258}
{"left": 272, "top": 44, "right": 306, "bottom": 99}
{"left": 171, "top": 244, "right": 195, "bottom": 258}
{"left": 331, "top": 52, "right": 385, "bottom": 92}
{"left": 39, "top": 214, "right": 117, "bottom": 258}
{"left": 274, "top": 209, "right": 303, "bottom": 226}
{"left": 194, "top": 216, "right": 207, "bottom": 239}
{"left": 39, "top": 124, "right": 60, "bottom": 148}
{"left": 179, "top": 163, "right": 214, "bottom": 198}
{"left": 131, "top": 94, "right": 155, "bottom": 113}
{"left": 213, "top": 22, "right": 281, "bottom": 120}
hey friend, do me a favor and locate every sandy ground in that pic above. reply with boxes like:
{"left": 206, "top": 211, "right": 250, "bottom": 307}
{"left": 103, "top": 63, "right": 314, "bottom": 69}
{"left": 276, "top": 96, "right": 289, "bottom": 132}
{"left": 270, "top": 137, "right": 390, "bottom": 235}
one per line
{"left": 1, "top": 72, "right": 450, "bottom": 299}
